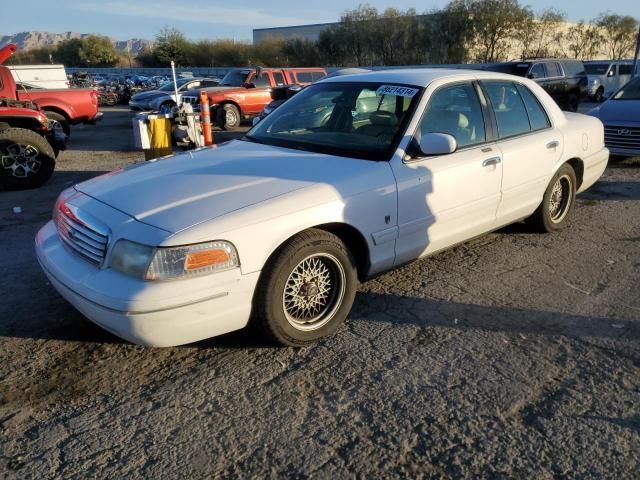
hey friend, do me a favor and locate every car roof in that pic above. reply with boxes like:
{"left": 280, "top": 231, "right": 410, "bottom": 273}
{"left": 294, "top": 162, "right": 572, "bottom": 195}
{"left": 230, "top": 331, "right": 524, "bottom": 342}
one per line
{"left": 318, "top": 68, "right": 521, "bottom": 87}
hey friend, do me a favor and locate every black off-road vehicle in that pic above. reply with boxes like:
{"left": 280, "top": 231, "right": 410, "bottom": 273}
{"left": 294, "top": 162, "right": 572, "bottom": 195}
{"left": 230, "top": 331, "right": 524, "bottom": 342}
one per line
{"left": 480, "top": 59, "right": 588, "bottom": 112}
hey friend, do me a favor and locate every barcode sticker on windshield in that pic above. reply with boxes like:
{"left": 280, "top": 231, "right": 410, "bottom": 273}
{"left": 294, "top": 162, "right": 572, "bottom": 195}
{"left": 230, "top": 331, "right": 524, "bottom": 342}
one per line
{"left": 376, "top": 85, "right": 419, "bottom": 97}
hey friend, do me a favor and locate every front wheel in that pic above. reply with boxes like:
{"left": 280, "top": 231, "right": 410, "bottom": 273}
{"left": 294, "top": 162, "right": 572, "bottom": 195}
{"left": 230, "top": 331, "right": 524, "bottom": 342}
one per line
{"left": 253, "top": 229, "right": 358, "bottom": 346}
{"left": 528, "top": 164, "right": 577, "bottom": 232}
{"left": 594, "top": 87, "right": 604, "bottom": 103}
{"left": 217, "top": 104, "right": 241, "bottom": 130}
{"left": 0, "top": 128, "right": 56, "bottom": 190}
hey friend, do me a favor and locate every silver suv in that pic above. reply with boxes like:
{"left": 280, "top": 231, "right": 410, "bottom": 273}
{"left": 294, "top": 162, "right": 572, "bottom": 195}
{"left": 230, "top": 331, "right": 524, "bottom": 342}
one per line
{"left": 584, "top": 61, "right": 637, "bottom": 102}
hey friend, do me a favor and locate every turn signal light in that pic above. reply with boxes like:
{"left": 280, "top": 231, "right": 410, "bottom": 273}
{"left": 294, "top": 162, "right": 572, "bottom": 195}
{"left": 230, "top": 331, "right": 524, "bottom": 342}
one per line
{"left": 185, "top": 249, "right": 230, "bottom": 271}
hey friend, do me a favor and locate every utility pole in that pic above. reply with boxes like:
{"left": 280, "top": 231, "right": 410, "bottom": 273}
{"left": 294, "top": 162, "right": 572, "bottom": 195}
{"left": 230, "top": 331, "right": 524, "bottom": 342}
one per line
{"left": 632, "top": 26, "right": 640, "bottom": 79}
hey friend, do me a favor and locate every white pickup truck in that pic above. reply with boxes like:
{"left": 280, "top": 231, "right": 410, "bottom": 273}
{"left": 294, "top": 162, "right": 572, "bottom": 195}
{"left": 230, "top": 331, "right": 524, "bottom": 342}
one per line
{"left": 36, "top": 69, "right": 608, "bottom": 347}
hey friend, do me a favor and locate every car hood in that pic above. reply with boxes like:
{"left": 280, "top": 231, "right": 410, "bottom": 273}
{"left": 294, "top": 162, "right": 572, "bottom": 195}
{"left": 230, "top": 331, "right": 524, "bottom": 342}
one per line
{"left": 131, "top": 90, "right": 166, "bottom": 101}
{"left": 597, "top": 100, "right": 640, "bottom": 122}
{"left": 182, "top": 86, "right": 237, "bottom": 97}
{"left": 75, "top": 140, "right": 383, "bottom": 233}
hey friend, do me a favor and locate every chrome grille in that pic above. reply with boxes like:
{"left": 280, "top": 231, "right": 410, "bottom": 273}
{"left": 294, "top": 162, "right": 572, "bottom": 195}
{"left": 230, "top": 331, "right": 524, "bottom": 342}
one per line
{"left": 604, "top": 125, "right": 640, "bottom": 151}
{"left": 55, "top": 208, "right": 109, "bottom": 265}
{"left": 182, "top": 95, "right": 199, "bottom": 105}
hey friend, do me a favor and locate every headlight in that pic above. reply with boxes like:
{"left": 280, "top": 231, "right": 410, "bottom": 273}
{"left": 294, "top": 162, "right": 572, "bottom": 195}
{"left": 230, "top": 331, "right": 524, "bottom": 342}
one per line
{"left": 109, "top": 239, "right": 239, "bottom": 280}
{"left": 110, "top": 239, "right": 155, "bottom": 278}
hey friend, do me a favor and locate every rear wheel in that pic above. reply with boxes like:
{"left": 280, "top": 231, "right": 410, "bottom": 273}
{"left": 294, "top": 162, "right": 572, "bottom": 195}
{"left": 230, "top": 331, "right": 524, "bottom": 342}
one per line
{"left": 0, "top": 128, "right": 55, "bottom": 190}
{"left": 253, "top": 229, "right": 358, "bottom": 346}
{"left": 528, "top": 164, "right": 577, "bottom": 233}
{"left": 43, "top": 110, "right": 70, "bottom": 137}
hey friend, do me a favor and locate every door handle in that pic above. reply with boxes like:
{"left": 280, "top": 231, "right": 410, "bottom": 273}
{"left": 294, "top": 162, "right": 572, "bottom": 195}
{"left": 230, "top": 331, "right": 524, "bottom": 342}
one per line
{"left": 483, "top": 156, "right": 501, "bottom": 167}
{"left": 547, "top": 140, "right": 560, "bottom": 149}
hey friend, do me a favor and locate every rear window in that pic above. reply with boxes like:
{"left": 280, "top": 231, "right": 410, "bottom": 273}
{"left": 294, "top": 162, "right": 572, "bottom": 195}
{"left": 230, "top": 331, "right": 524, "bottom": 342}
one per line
{"left": 294, "top": 72, "right": 313, "bottom": 83}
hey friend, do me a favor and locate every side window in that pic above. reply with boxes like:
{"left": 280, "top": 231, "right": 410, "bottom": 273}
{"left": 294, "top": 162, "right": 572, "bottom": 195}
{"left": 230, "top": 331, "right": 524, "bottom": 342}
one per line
{"left": 419, "top": 83, "right": 486, "bottom": 148}
{"left": 529, "top": 63, "right": 545, "bottom": 79}
{"left": 253, "top": 73, "right": 271, "bottom": 88}
{"left": 295, "top": 72, "right": 313, "bottom": 83}
{"left": 187, "top": 81, "right": 201, "bottom": 89}
{"left": 201, "top": 80, "right": 218, "bottom": 87}
{"left": 310, "top": 71, "right": 326, "bottom": 82}
{"left": 272, "top": 72, "right": 285, "bottom": 86}
{"left": 619, "top": 64, "right": 632, "bottom": 75}
{"left": 483, "top": 81, "right": 531, "bottom": 138}
{"left": 545, "top": 62, "right": 562, "bottom": 78}
{"left": 515, "top": 84, "right": 551, "bottom": 131}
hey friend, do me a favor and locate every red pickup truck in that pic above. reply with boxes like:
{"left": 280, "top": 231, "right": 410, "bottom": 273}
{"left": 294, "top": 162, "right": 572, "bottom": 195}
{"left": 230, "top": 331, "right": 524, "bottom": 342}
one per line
{"left": 0, "top": 43, "right": 101, "bottom": 135}
{"left": 181, "top": 67, "right": 327, "bottom": 129}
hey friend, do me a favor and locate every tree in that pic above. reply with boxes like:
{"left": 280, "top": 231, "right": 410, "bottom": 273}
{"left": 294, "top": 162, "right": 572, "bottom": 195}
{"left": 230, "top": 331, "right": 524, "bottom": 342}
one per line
{"left": 78, "top": 35, "right": 119, "bottom": 67}
{"left": 281, "top": 38, "right": 323, "bottom": 67}
{"left": 424, "top": 1, "right": 474, "bottom": 64}
{"left": 54, "top": 38, "right": 84, "bottom": 66}
{"left": 596, "top": 13, "right": 639, "bottom": 59}
{"left": 5, "top": 46, "right": 55, "bottom": 65}
{"left": 519, "top": 8, "right": 566, "bottom": 59}
{"left": 339, "top": 4, "right": 379, "bottom": 66}
{"left": 562, "top": 21, "right": 604, "bottom": 60}
{"left": 154, "top": 27, "right": 190, "bottom": 65}
{"left": 467, "top": 0, "right": 530, "bottom": 62}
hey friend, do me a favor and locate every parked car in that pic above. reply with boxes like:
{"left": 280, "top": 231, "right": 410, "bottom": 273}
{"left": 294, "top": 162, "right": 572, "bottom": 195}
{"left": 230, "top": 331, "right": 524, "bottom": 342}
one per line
{"left": 128, "top": 77, "right": 220, "bottom": 111}
{"left": 584, "top": 60, "right": 637, "bottom": 102}
{"left": 0, "top": 44, "right": 101, "bottom": 136}
{"left": 0, "top": 100, "right": 64, "bottom": 190}
{"left": 480, "top": 59, "right": 587, "bottom": 112}
{"left": 588, "top": 74, "right": 640, "bottom": 159}
{"left": 36, "top": 68, "right": 608, "bottom": 347}
{"left": 181, "top": 67, "right": 327, "bottom": 129}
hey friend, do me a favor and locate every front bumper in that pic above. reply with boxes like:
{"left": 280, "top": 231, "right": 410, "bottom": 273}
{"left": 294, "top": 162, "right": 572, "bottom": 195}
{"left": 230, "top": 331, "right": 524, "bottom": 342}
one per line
{"left": 84, "top": 112, "right": 103, "bottom": 125}
{"left": 36, "top": 220, "right": 260, "bottom": 347}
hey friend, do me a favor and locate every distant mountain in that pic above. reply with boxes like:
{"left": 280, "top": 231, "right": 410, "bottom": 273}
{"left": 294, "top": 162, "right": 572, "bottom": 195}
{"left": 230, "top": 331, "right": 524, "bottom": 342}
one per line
{"left": 0, "top": 31, "right": 152, "bottom": 54}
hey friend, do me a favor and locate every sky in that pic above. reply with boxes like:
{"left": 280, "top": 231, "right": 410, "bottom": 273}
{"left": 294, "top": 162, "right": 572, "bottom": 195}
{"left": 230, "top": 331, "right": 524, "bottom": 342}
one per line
{"left": 0, "top": 0, "right": 638, "bottom": 42}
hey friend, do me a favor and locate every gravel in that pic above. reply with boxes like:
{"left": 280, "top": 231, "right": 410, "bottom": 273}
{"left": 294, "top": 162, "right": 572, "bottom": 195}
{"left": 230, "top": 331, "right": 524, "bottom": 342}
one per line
{"left": 0, "top": 107, "right": 638, "bottom": 479}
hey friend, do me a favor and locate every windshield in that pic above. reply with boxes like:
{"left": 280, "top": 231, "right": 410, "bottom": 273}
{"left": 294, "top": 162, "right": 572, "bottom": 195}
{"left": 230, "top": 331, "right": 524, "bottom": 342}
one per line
{"left": 220, "top": 70, "right": 252, "bottom": 86}
{"left": 613, "top": 76, "right": 640, "bottom": 100}
{"left": 585, "top": 63, "right": 610, "bottom": 75}
{"left": 158, "top": 78, "right": 190, "bottom": 91}
{"left": 245, "top": 82, "right": 422, "bottom": 160}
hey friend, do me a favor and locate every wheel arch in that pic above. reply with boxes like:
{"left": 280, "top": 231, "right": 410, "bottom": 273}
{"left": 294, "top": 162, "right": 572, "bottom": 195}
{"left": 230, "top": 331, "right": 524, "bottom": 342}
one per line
{"left": 565, "top": 157, "right": 584, "bottom": 189}
{"left": 40, "top": 105, "right": 70, "bottom": 121}
{"left": 219, "top": 100, "right": 242, "bottom": 115}
{"left": 258, "top": 222, "right": 371, "bottom": 283}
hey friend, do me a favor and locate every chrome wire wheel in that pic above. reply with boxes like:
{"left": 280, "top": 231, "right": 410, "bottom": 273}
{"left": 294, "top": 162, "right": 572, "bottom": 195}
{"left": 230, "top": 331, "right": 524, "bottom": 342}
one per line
{"left": 1, "top": 143, "right": 42, "bottom": 178}
{"left": 548, "top": 174, "right": 573, "bottom": 223}
{"left": 282, "top": 253, "right": 346, "bottom": 331}
{"left": 225, "top": 108, "right": 238, "bottom": 126}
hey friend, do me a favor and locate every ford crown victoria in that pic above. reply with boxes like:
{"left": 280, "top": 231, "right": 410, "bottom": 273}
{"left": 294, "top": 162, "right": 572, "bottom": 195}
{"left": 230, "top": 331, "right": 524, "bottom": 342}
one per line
{"left": 36, "top": 69, "right": 609, "bottom": 347}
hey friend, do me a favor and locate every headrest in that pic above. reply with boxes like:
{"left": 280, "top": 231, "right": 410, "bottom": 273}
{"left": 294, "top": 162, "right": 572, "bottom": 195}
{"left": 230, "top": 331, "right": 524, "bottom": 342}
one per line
{"left": 369, "top": 110, "right": 397, "bottom": 127}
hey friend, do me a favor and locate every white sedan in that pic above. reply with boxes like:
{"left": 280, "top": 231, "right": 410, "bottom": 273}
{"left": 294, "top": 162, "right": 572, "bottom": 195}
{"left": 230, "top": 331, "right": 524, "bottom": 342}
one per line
{"left": 36, "top": 69, "right": 609, "bottom": 347}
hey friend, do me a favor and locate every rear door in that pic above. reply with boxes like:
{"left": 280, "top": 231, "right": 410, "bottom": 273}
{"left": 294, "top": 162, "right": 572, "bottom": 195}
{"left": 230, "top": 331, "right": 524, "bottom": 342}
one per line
{"left": 480, "top": 80, "right": 562, "bottom": 223}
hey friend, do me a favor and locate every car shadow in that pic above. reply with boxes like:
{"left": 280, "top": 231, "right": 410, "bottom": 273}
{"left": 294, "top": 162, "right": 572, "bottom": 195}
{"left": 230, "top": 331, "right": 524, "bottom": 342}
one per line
{"left": 578, "top": 180, "right": 640, "bottom": 201}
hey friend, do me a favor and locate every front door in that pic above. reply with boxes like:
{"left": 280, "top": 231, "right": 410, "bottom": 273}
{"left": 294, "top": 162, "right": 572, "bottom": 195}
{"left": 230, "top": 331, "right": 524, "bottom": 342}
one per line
{"left": 392, "top": 82, "right": 503, "bottom": 265}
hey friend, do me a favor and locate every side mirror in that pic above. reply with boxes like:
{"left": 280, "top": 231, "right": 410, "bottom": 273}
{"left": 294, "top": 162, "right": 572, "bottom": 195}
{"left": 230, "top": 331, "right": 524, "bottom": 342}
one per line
{"left": 252, "top": 116, "right": 261, "bottom": 127}
{"left": 527, "top": 73, "right": 535, "bottom": 80}
{"left": 608, "top": 70, "right": 615, "bottom": 77}
{"left": 242, "top": 82, "right": 256, "bottom": 89}
{"left": 417, "top": 133, "right": 457, "bottom": 156}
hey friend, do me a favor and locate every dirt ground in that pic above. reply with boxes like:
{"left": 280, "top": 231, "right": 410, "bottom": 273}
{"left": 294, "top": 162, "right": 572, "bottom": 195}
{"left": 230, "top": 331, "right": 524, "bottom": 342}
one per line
{"left": 0, "top": 106, "right": 639, "bottom": 479}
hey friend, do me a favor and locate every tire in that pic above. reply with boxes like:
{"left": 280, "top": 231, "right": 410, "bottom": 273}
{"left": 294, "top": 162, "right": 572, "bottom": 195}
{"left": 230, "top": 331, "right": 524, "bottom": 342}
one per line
{"left": 216, "top": 104, "right": 241, "bottom": 130}
{"left": 43, "top": 110, "right": 70, "bottom": 137}
{"left": 0, "top": 128, "right": 56, "bottom": 191}
{"left": 594, "top": 87, "right": 604, "bottom": 103}
{"left": 565, "top": 93, "right": 579, "bottom": 112}
{"left": 253, "top": 229, "right": 358, "bottom": 346}
{"left": 528, "top": 164, "right": 577, "bottom": 233}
